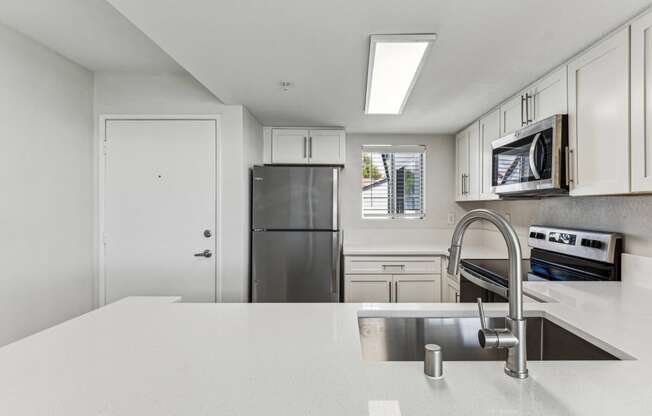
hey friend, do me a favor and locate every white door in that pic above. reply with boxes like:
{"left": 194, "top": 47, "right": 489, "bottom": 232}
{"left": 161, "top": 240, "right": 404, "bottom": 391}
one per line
{"left": 394, "top": 275, "right": 441, "bottom": 303}
{"left": 271, "top": 129, "right": 309, "bottom": 164}
{"left": 500, "top": 93, "right": 525, "bottom": 135}
{"left": 479, "top": 110, "right": 500, "bottom": 200}
{"left": 568, "top": 27, "right": 630, "bottom": 196}
{"left": 104, "top": 119, "right": 217, "bottom": 303}
{"left": 345, "top": 275, "right": 392, "bottom": 303}
{"left": 631, "top": 12, "right": 652, "bottom": 192}
{"left": 531, "top": 66, "right": 568, "bottom": 123}
{"left": 308, "top": 130, "right": 345, "bottom": 164}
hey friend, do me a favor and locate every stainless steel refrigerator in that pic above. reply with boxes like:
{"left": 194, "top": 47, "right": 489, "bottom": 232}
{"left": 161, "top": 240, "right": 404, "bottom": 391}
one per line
{"left": 251, "top": 165, "right": 341, "bottom": 302}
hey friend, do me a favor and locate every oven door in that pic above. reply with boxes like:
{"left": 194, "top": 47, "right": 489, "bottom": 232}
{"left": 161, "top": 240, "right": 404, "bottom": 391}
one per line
{"left": 459, "top": 271, "right": 508, "bottom": 303}
{"left": 491, "top": 114, "right": 567, "bottom": 195}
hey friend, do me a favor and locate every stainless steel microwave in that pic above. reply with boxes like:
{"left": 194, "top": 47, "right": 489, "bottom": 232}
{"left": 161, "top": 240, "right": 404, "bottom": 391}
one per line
{"left": 491, "top": 114, "right": 568, "bottom": 196}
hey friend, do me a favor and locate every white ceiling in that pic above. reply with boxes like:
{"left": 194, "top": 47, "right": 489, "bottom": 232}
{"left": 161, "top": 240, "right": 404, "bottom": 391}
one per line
{"left": 0, "top": 0, "right": 182, "bottom": 72}
{"left": 104, "top": 0, "right": 652, "bottom": 134}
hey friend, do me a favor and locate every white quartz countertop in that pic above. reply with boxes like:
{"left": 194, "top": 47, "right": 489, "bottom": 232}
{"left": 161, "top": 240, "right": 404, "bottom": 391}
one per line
{"left": 2, "top": 281, "right": 652, "bottom": 415}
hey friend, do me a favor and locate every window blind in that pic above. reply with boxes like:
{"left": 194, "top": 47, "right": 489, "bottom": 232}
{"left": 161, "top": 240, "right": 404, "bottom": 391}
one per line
{"left": 361, "top": 145, "right": 426, "bottom": 219}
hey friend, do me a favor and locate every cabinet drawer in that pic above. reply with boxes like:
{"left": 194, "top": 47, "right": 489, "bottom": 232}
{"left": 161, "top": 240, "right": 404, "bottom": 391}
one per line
{"left": 345, "top": 256, "right": 441, "bottom": 274}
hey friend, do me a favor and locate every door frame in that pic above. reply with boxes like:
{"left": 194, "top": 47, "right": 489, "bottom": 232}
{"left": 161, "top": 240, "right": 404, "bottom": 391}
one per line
{"left": 98, "top": 115, "right": 222, "bottom": 306}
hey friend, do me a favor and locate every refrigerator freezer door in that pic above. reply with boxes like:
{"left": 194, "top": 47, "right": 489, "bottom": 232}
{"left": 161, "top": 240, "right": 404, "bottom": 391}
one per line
{"left": 252, "top": 231, "right": 341, "bottom": 302}
{"left": 252, "top": 166, "right": 339, "bottom": 230}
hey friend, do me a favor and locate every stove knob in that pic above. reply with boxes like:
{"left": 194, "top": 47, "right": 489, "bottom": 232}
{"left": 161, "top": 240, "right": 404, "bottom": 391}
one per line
{"left": 581, "top": 238, "right": 591, "bottom": 247}
{"left": 529, "top": 232, "right": 537, "bottom": 239}
{"left": 536, "top": 233, "right": 546, "bottom": 240}
{"left": 590, "top": 240, "right": 603, "bottom": 249}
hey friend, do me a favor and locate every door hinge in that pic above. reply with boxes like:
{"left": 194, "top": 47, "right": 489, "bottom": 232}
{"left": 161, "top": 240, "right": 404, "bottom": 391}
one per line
{"left": 103, "top": 142, "right": 108, "bottom": 156}
{"left": 103, "top": 233, "right": 107, "bottom": 245}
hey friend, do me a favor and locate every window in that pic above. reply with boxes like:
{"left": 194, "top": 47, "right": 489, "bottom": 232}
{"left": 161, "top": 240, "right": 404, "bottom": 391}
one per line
{"left": 361, "top": 145, "right": 426, "bottom": 219}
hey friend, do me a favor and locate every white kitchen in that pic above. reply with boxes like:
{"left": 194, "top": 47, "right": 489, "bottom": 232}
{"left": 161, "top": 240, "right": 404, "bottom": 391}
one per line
{"left": 2, "top": 1, "right": 652, "bottom": 415}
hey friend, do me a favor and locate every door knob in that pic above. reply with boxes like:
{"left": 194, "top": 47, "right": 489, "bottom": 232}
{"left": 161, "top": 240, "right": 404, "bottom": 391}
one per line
{"left": 194, "top": 249, "right": 212, "bottom": 258}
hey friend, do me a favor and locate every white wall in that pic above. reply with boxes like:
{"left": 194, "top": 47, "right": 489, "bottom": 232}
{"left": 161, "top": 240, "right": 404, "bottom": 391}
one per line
{"left": 242, "top": 107, "right": 263, "bottom": 300}
{"left": 94, "top": 71, "right": 262, "bottom": 302}
{"left": 341, "top": 133, "right": 468, "bottom": 245}
{"left": 0, "top": 22, "right": 94, "bottom": 346}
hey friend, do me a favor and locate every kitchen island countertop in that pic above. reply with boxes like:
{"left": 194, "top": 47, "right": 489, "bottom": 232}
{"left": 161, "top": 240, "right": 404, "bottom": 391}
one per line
{"left": 0, "top": 280, "right": 650, "bottom": 415}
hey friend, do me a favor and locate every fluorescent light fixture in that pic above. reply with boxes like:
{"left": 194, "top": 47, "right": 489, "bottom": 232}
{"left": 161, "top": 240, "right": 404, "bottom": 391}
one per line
{"left": 365, "top": 34, "right": 437, "bottom": 115}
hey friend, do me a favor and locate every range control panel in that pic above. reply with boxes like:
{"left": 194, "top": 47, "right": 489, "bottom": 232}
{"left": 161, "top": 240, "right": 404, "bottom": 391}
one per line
{"left": 528, "top": 226, "right": 622, "bottom": 264}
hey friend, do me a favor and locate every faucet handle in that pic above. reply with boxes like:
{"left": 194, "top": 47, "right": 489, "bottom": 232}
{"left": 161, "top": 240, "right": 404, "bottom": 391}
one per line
{"left": 476, "top": 298, "right": 487, "bottom": 330}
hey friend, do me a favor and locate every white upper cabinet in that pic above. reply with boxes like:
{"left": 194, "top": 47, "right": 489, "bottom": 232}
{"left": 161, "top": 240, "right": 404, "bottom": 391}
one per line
{"left": 567, "top": 27, "right": 630, "bottom": 196}
{"left": 306, "top": 129, "right": 346, "bottom": 164}
{"left": 455, "top": 122, "right": 480, "bottom": 201}
{"left": 270, "top": 128, "right": 345, "bottom": 165}
{"left": 479, "top": 109, "right": 501, "bottom": 200}
{"left": 271, "top": 129, "right": 309, "bottom": 164}
{"left": 500, "top": 66, "right": 568, "bottom": 136}
{"left": 500, "top": 92, "right": 526, "bottom": 136}
{"left": 530, "top": 66, "right": 568, "bottom": 122}
{"left": 631, "top": 11, "right": 652, "bottom": 192}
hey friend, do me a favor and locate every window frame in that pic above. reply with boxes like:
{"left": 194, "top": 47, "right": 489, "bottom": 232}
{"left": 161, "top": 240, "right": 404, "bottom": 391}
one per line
{"left": 360, "top": 144, "right": 427, "bottom": 220}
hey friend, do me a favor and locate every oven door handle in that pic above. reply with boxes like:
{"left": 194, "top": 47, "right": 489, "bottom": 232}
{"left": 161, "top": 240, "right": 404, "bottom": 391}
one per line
{"left": 529, "top": 132, "right": 542, "bottom": 180}
{"left": 461, "top": 269, "right": 509, "bottom": 299}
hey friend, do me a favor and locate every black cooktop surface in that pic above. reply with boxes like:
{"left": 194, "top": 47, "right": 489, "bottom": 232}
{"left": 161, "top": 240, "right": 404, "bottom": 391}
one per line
{"left": 460, "top": 258, "right": 532, "bottom": 286}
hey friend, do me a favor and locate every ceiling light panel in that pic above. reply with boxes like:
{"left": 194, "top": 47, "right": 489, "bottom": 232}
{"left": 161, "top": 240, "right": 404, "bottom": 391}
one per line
{"left": 365, "top": 34, "right": 437, "bottom": 115}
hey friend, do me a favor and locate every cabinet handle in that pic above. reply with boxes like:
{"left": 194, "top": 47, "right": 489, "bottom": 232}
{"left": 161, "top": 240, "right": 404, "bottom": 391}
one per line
{"left": 525, "top": 93, "right": 533, "bottom": 123}
{"left": 309, "top": 137, "right": 313, "bottom": 158}
{"left": 455, "top": 292, "right": 459, "bottom": 303}
{"left": 395, "top": 281, "right": 398, "bottom": 303}
{"left": 388, "top": 281, "right": 392, "bottom": 303}
{"left": 521, "top": 95, "right": 527, "bottom": 126}
{"left": 527, "top": 92, "right": 534, "bottom": 123}
{"left": 565, "top": 146, "right": 573, "bottom": 185}
{"left": 303, "top": 137, "right": 307, "bottom": 158}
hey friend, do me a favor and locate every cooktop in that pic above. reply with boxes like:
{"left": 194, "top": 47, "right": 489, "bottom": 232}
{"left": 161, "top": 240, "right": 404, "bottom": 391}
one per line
{"left": 460, "top": 258, "right": 533, "bottom": 286}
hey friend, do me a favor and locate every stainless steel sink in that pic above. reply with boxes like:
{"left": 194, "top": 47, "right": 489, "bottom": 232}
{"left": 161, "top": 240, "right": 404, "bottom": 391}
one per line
{"left": 358, "top": 317, "right": 619, "bottom": 361}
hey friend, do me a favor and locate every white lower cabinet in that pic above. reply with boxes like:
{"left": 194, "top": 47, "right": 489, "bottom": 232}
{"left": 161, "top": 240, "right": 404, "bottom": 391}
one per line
{"left": 345, "top": 275, "right": 392, "bottom": 303}
{"left": 445, "top": 280, "right": 460, "bottom": 303}
{"left": 394, "top": 275, "right": 441, "bottom": 303}
{"left": 344, "top": 256, "right": 442, "bottom": 303}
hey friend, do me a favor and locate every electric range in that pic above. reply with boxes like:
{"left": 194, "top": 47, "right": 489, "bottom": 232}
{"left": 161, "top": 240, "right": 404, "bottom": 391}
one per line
{"left": 458, "top": 226, "right": 623, "bottom": 303}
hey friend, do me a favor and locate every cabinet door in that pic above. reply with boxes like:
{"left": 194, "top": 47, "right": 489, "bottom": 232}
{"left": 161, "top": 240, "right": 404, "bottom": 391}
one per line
{"left": 271, "top": 129, "right": 309, "bottom": 164}
{"left": 394, "top": 275, "right": 441, "bottom": 303}
{"left": 446, "top": 280, "right": 460, "bottom": 303}
{"left": 308, "top": 130, "right": 345, "bottom": 165}
{"left": 568, "top": 27, "right": 630, "bottom": 196}
{"left": 467, "top": 122, "right": 480, "bottom": 200}
{"left": 455, "top": 129, "right": 469, "bottom": 201}
{"left": 531, "top": 66, "right": 568, "bottom": 123}
{"left": 345, "top": 275, "right": 392, "bottom": 303}
{"left": 479, "top": 109, "right": 501, "bottom": 200}
{"left": 500, "top": 93, "right": 525, "bottom": 135}
{"left": 632, "top": 13, "right": 652, "bottom": 192}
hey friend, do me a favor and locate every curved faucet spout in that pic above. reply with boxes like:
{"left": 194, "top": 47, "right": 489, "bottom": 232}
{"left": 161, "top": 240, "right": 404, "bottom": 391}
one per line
{"left": 447, "top": 209, "right": 523, "bottom": 320}
{"left": 447, "top": 209, "right": 528, "bottom": 379}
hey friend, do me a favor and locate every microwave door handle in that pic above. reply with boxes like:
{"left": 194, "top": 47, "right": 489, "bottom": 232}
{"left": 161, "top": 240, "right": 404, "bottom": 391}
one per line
{"left": 529, "top": 132, "right": 542, "bottom": 180}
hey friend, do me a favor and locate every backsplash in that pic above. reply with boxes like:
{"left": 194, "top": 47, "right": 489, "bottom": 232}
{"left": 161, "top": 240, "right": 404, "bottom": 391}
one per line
{"left": 478, "top": 195, "right": 652, "bottom": 257}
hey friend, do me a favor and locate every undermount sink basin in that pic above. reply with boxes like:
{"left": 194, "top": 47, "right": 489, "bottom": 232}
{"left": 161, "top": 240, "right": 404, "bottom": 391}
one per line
{"left": 358, "top": 316, "right": 619, "bottom": 361}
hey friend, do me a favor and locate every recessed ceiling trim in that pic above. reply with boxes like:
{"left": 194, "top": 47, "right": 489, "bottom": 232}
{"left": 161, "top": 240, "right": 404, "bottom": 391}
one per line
{"left": 364, "top": 33, "right": 437, "bottom": 115}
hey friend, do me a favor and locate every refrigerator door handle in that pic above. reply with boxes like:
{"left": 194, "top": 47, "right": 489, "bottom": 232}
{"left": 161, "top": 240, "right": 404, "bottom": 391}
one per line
{"left": 332, "top": 168, "right": 339, "bottom": 230}
{"left": 331, "top": 232, "right": 341, "bottom": 298}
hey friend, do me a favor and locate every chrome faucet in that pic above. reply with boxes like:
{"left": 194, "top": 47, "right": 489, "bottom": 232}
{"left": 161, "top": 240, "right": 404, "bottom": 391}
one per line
{"left": 447, "top": 209, "right": 528, "bottom": 379}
